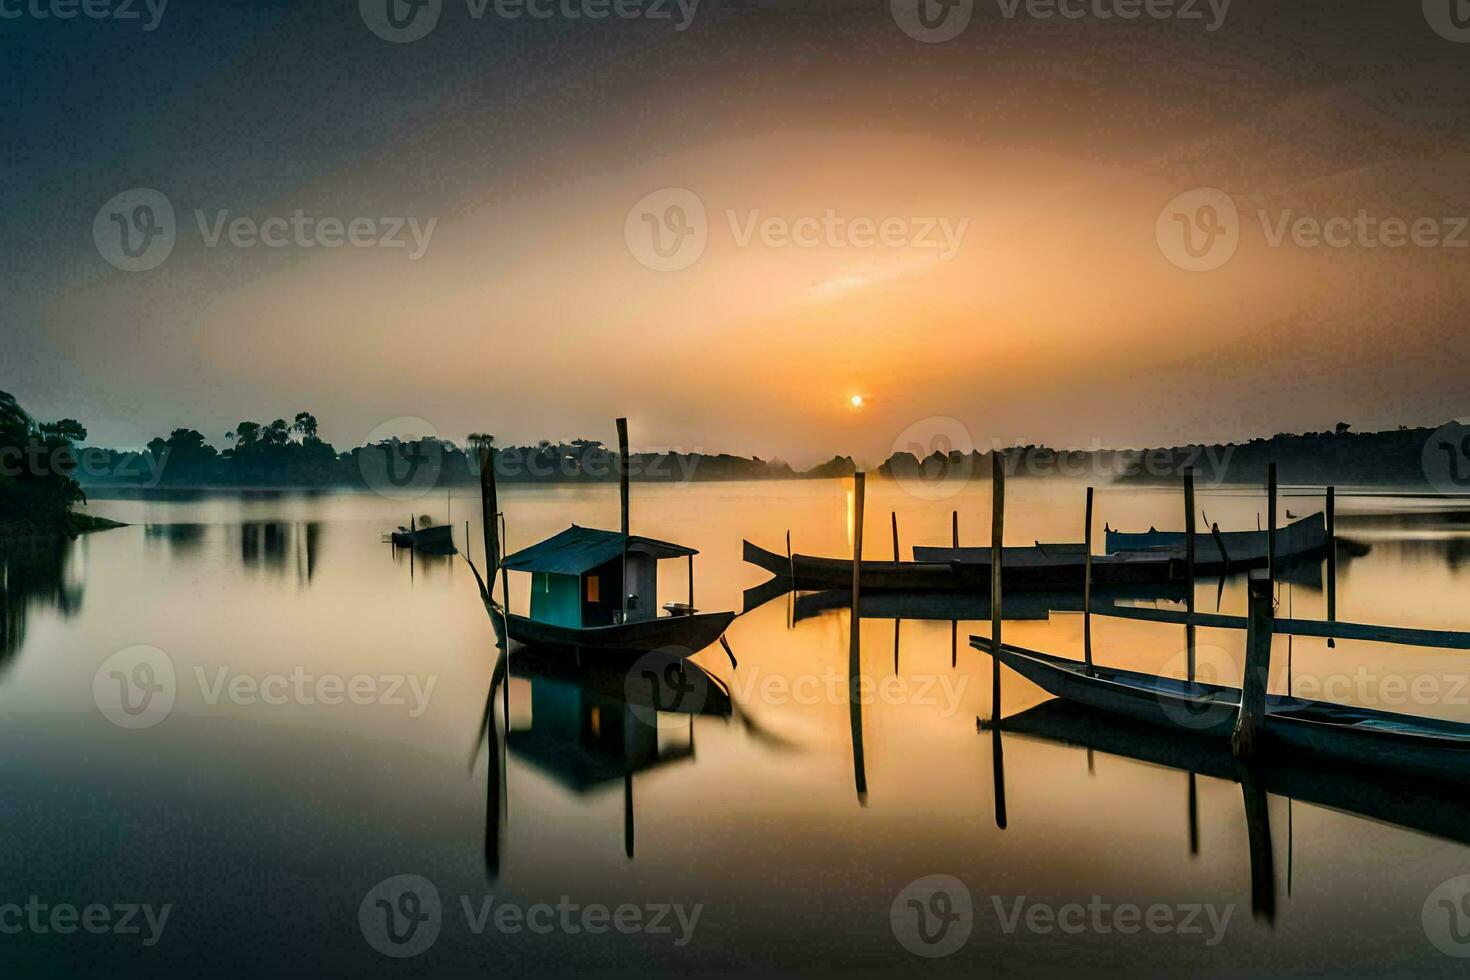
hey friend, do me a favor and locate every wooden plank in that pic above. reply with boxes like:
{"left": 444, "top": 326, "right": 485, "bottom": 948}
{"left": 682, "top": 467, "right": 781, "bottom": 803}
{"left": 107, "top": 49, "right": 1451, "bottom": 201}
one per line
{"left": 1326, "top": 486, "right": 1337, "bottom": 650}
{"left": 1090, "top": 604, "right": 1470, "bottom": 650}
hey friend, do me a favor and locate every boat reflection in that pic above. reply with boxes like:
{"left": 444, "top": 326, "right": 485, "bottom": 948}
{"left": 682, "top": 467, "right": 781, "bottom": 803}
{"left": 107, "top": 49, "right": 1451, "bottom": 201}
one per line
{"left": 473, "top": 644, "right": 733, "bottom": 876}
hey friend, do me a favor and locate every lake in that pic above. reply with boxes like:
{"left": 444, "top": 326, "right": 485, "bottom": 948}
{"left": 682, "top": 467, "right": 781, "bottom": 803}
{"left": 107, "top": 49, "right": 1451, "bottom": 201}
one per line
{"left": 4, "top": 477, "right": 1470, "bottom": 976}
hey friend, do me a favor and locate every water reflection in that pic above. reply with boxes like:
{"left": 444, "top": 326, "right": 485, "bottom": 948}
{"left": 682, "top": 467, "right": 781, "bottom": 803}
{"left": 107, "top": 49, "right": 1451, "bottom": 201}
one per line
{"left": 239, "top": 521, "right": 322, "bottom": 583}
{"left": 476, "top": 646, "right": 733, "bottom": 871}
{"left": 0, "top": 536, "right": 82, "bottom": 669}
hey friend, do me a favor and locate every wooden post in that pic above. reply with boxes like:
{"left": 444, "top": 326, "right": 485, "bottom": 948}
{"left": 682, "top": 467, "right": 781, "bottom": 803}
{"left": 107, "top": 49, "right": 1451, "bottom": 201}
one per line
{"left": 991, "top": 453, "right": 1005, "bottom": 718}
{"left": 1185, "top": 467, "right": 1196, "bottom": 682}
{"left": 617, "top": 417, "right": 630, "bottom": 621}
{"left": 1326, "top": 486, "right": 1337, "bottom": 649}
{"left": 951, "top": 510, "right": 959, "bottom": 669}
{"left": 1232, "top": 569, "right": 1274, "bottom": 759}
{"left": 891, "top": 512, "right": 899, "bottom": 563}
{"left": 1083, "top": 486, "right": 1094, "bottom": 672}
{"left": 687, "top": 553, "right": 694, "bottom": 609}
{"left": 479, "top": 450, "right": 499, "bottom": 576}
{"left": 849, "top": 472, "right": 868, "bottom": 803}
{"left": 1266, "top": 462, "right": 1277, "bottom": 588}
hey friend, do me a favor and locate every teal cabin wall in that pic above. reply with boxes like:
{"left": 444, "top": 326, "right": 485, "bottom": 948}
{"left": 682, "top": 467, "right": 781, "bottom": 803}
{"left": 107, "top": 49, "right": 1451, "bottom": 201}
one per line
{"left": 530, "top": 572, "right": 582, "bottom": 627}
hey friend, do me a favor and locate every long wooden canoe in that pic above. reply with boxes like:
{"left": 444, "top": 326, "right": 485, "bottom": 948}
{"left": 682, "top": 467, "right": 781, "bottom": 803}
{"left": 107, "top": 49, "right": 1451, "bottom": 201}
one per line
{"left": 1104, "top": 511, "right": 1329, "bottom": 571}
{"left": 495, "top": 604, "right": 734, "bottom": 657}
{"left": 971, "top": 636, "right": 1470, "bottom": 783}
{"left": 745, "top": 539, "right": 1182, "bottom": 592}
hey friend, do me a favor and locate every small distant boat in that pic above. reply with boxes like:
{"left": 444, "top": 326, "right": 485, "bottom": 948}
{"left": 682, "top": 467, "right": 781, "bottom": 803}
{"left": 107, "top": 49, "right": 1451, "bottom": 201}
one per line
{"left": 390, "top": 523, "right": 455, "bottom": 554}
{"left": 744, "top": 539, "right": 1181, "bottom": 592}
{"left": 971, "top": 637, "right": 1470, "bottom": 783}
{"left": 1104, "top": 511, "right": 1329, "bottom": 571}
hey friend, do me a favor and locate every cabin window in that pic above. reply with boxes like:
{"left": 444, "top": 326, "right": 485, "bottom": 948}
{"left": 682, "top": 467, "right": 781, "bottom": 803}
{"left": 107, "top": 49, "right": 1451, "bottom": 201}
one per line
{"left": 586, "top": 575, "right": 600, "bottom": 602}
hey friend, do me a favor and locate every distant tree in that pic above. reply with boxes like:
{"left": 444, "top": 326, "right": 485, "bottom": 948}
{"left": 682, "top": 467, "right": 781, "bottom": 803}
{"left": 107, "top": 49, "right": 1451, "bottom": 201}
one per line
{"left": 263, "top": 419, "right": 290, "bottom": 447}
{"left": 230, "top": 421, "right": 262, "bottom": 448}
{"left": 466, "top": 433, "right": 495, "bottom": 455}
{"left": 1335, "top": 422, "right": 1352, "bottom": 435}
{"left": 292, "top": 412, "right": 319, "bottom": 442}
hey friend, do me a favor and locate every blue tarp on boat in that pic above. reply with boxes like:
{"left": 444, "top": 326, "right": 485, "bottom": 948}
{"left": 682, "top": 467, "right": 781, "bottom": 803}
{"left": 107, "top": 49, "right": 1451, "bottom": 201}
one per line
{"left": 500, "top": 525, "right": 696, "bottom": 575}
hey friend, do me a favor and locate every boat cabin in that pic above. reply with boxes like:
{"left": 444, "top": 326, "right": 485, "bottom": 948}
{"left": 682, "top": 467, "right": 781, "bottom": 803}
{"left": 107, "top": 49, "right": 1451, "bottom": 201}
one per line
{"left": 499, "top": 525, "right": 697, "bottom": 628}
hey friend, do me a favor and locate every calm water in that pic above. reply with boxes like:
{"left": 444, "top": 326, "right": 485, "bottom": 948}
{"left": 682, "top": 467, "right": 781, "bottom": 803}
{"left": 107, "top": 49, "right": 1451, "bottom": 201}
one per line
{"left": 5, "top": 478, "right": 1470, "bottom": 976}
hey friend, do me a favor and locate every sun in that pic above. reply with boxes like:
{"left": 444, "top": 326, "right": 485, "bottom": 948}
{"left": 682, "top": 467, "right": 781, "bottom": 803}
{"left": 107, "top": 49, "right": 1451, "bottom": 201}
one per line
{"left": 849, "top": 394, "right": 865, "bottom": 409}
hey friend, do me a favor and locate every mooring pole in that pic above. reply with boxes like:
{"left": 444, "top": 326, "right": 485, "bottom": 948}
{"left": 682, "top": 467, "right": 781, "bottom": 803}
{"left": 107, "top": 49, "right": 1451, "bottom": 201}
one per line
{"left": 991, "top": 452, "right": 1006, "bottom": 719}
{"left": 1185, "top": 467, "right": 1196, "bottom": 683}
{"left": 479, "top": 450, "right": 499, "bottom": 579}
{"left": 850, "top": 471, "right": 868, "bottom": 803}
{"left": 1266, "top": 461, "right": 1277, "bottom": 589}
{"left": 1232, "top": 569, "right": 1274, "bottom": 759}
{"left": 1326, "top": 486, "right": 1337, "bottom": 649}
{"left": 617, "top": 417, "right": 630, "bottom": 622}
{"left": 1084, "top": 486, "right": 1094, "bottom": 673}
{"left": 951, "top": 510, "right": 960, "bottom": 669}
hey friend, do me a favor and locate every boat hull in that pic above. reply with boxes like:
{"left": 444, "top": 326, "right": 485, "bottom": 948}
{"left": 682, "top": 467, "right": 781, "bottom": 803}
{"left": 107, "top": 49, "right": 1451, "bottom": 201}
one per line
{"left": 502, "top": 609, "right": 735, "bottom": 656}
{"left": 745, "top": 540, "right": 1180, "bottom": 592}
{"left": 392, "top": 524, "right": 456, "bottom": 554}
{"left": 973, "top": 638, "right": 1470, "bottom": 783}
{"left": 1104, "top": 511, "right": 1329, "bottom": 571}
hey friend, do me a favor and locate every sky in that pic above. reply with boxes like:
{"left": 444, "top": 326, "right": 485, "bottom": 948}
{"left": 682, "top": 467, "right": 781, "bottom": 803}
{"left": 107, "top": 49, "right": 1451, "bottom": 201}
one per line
{"left": 4, "top": 0, "right": 1469, "bottom": 467}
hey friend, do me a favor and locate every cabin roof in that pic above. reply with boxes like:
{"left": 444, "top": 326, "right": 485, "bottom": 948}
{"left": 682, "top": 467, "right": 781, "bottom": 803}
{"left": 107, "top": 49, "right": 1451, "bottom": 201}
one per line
{"left": 500, "top": 524, "right": 696, "bottom": 574}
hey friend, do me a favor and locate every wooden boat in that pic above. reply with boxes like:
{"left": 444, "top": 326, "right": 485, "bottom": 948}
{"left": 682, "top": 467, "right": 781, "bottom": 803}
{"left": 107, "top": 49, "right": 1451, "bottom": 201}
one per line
{"left": 744, "top": 539, "right": 1181, "bottom": 592}
{"left": 790, "top": 583, "right": 1188, "bottom": 624}
{"left": 911, "top": 543, "right": 1184, "bottom": 587}
{"left": 986, "top": 699, "right": 1470, "bottom": 846}
{"left": 970, "top": 636, "right": 1470, "bottom": 783}
{"left": 390, "top": 523, "right": 455, "bottom": 553}
{"left": 1104, "top": 511, "right": 1329, "bottom": 571}
{"left": 494, "top": 526, "right": 734, "bottom": 655}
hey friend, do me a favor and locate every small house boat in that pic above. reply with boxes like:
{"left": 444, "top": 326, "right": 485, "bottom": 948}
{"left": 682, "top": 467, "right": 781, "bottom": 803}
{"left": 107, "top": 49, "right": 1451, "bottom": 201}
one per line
{"left": 496, "top": 525, "right": 734, "bottom": 654}
{"left": 390, "top": 523, "right": 455, "bottom": 553}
